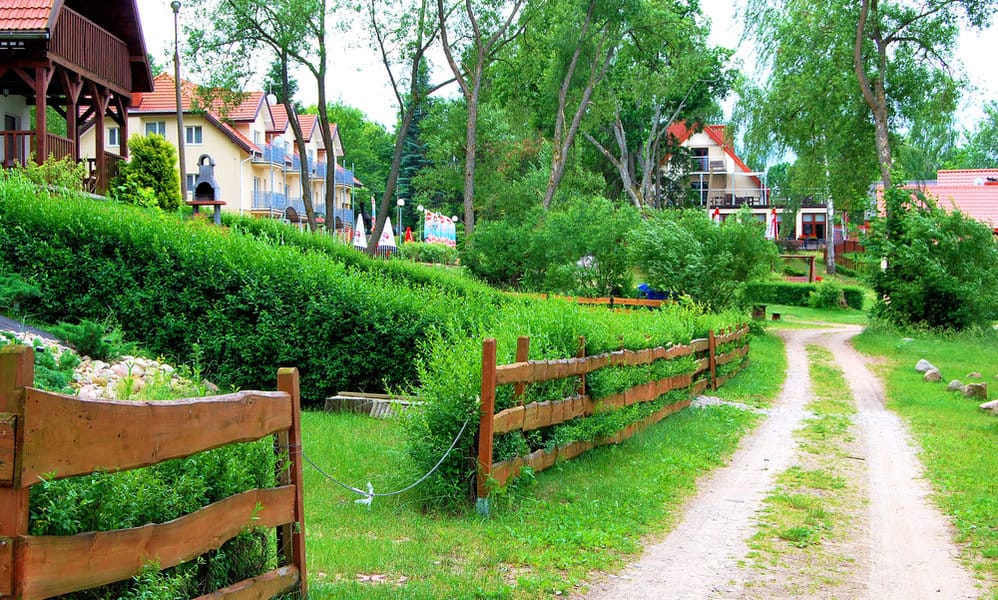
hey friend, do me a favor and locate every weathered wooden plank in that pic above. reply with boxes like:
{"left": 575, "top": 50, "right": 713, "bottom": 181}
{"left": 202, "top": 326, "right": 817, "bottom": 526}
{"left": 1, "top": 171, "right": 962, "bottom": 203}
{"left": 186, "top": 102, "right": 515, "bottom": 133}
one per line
{"left": 522, "top": 402, "right": 541, "bottom": 431}
{"left": 495, "top": 362, "right": 531, "bottom": 386}
{"left": 690, "top": 338, "right": 710, "bottom": 352}
{"left": 525, "top": 449, "right": 544, "bottom": 471}
{"left": 493, "top": 405, "right": 525, "bottom": 435}
{"left": 276, "top": 368, "right": 306, "bottom": 597}
{"left": 478, "top": 339, "right": 498, "bottom": 503}
{"left": 0, "top": 536, "right": 12, "bottom": 598}
{"left": 20, "top": 389, "right": 291, "bottom": 485}
{"left": 0, "top": 413, "right": 14, "bottom": 484}
{"left": 17, "top": 486, "right": 296, "bottom": 600}
{"left": 716, "top": 345, "right": 750, "bottom": 367}
{"left": 193, "top": 566, "right": 299, "bottom": 600}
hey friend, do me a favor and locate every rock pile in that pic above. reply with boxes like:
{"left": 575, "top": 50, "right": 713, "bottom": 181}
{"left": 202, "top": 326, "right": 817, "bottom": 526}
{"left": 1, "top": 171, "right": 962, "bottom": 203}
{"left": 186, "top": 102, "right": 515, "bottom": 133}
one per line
{"left": 2, "top": 329, "right": 202, "bottom": 399}
{"left": 915, "top": 358, "right": 994, "bottom": 415}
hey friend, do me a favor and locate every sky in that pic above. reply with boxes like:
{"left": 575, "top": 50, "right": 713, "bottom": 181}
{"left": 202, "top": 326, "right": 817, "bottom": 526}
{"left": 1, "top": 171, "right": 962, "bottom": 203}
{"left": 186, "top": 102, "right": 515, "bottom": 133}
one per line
{"left": 138, "top": 1, "right": 996, "bottom": 132}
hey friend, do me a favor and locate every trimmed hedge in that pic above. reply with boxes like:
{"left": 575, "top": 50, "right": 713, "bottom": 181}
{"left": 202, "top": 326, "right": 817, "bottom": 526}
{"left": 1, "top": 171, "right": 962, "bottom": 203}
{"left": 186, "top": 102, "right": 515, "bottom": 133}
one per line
{"left": 0, "top": 176, "right": 500, "bottom": 401}
{"left": 744, "top": 281, "right": 865, "bottom": 310}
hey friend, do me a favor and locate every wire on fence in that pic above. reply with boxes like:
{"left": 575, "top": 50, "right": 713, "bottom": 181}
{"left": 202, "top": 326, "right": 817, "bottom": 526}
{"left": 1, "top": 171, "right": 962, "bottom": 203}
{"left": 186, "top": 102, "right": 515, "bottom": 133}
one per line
{"left": 302, "top": 415, "right": 473, "bottom": 507}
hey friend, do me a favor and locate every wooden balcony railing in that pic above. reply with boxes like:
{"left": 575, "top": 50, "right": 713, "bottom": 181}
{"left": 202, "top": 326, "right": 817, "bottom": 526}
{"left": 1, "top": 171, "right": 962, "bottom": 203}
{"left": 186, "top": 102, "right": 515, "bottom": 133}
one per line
{"left": 1, "top": 131, "right": 32, "bottom": 168}
{"left": 50, "top": 7, "right": 131, "bottom": 91}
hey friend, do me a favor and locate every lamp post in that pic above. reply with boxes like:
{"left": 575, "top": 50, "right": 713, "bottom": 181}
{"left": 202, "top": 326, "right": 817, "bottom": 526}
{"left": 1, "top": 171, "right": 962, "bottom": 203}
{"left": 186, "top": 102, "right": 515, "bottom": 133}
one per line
{"left": 417, "top": 204, "right": 424, "bottom": 242}
{"left": 171, "top": 1, "right": 187, "bottom": 202}
{"left": 396, "top": 198, "right": 405, "bottom": 240}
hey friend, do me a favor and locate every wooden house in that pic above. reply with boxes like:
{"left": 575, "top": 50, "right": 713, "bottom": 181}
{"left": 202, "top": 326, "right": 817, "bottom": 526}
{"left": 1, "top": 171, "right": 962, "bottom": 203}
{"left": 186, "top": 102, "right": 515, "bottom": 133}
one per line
{"left": 0, "top": 0, "right": 152, "bottom": 192}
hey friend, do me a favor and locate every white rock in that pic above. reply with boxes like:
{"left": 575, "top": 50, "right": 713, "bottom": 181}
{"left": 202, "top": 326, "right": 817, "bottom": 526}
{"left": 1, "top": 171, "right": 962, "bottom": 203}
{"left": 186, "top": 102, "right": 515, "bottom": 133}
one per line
{"left": 915, "top": 359, "right": 935, "bottom": 373}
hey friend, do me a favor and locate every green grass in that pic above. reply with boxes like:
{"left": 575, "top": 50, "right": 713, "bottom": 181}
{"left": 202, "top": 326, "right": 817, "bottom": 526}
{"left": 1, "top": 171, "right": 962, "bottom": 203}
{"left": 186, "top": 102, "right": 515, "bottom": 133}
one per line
{"left": 853, "top": 327, "right": 998, "bottom": 591}
{"left": 300, "top": 405, "right": 759, "bottom": 598}
{"left": 763, "top": 304, "right": 870, "bottom": 327}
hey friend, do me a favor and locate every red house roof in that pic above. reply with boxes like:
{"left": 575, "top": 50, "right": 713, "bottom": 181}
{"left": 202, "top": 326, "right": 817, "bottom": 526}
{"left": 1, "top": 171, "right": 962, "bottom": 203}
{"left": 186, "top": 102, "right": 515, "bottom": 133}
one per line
{"left": 666, "top": 121, "right": 763, "bottom": 188}
{"left": 922, "top": 169, "right": 998, "bottom": 232}
{"left": 0, "top": 0, "right": 56, "bottom": 32}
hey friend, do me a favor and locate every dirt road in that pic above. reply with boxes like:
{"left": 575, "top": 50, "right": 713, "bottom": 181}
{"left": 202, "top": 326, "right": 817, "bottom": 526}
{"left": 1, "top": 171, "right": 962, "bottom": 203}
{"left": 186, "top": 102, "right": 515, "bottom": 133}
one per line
{"left": 582, "top": 326, "right": 981, "bottom": 600}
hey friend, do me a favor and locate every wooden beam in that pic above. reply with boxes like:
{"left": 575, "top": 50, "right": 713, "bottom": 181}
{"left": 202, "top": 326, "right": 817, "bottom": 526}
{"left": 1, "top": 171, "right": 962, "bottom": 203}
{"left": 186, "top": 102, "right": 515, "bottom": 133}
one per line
{"left": 512, "top": 336, "right": 529, "bottom": 405}
{"left": 59, "top": 70, "right": 83, "bottom": 162}
{"left": 15, "top": 486, "right": 296, "bottom": 600}
{"left": 275, "top": 368, "right": 306, "bottom": 597}
{"left": 477, "top": 339, "right": 497, "bottom": 505}
{"left": 192, "top": 566, "right": 299, "bottom": 600}
{"left": 20, "top": 389, "right": 292, "bottom": 486}
{"left": 0, "top": 346, "right": 32, "bottom": 598}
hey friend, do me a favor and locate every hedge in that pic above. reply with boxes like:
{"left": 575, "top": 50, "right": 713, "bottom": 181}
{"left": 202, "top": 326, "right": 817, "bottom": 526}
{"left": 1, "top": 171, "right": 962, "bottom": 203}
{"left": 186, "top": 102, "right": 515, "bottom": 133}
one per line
{"left": 744, "top": 281, "right": 864, "bottom": 310}
{"left": 0, "top": 176, "right": 499, "bottom": 402}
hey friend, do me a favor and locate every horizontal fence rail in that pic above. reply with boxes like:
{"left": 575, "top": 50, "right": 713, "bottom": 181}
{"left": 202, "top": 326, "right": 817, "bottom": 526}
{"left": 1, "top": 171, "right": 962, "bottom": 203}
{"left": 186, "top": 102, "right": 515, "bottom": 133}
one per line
{"left": 0, "top": 345, "right": 306, "bottom": 600}
{"left": 477, "top": 326, "right": 750, "bottom": 510}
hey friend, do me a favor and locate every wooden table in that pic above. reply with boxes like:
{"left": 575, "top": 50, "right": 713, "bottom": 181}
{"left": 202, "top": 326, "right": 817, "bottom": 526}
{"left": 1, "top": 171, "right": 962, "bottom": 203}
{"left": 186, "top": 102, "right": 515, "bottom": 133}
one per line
{"left": 186, "top": 200, "right": 226, "bottom": 225}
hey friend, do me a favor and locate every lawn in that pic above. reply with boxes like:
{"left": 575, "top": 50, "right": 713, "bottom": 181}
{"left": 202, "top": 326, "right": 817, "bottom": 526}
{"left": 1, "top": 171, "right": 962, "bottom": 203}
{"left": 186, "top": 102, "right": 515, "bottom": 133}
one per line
{"left": 298, "top": 332, "right": 787, "bottom": 598}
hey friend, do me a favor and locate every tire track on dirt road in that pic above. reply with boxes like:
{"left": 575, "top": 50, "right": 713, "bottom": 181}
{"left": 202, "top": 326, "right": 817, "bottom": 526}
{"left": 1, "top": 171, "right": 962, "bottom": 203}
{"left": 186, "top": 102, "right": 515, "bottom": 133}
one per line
{"left": 581, "top": 326, "right": 980, "bottom": 599}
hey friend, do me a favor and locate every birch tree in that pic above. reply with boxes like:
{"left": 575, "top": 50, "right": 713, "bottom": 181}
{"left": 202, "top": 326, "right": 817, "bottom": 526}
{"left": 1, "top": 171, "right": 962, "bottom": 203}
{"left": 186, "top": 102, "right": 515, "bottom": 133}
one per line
{"left": 437, "top": 0, "right": 524, "bottom": 235}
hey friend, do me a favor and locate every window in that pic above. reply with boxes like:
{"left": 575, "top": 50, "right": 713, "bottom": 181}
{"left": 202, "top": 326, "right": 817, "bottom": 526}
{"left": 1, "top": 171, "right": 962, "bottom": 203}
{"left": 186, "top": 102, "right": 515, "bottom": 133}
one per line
{"left": 185, "top": 125, "right": 203, "bottom": 145}
{"left": 185, "top": 174, "right": 196, "bottom": 196}
{"left": 692, "top": 148, "right": 709, "bottom": 172}
{"left": 145, "top": 121, "right": 166, "bottom": 137}
{"left": 802, "top": 213, "right": 826, "bottom": 239}
{"left": 108, "top": 127, "right": 120, "bottom": 147}
{"left": 253, "top": 130, "right": 261, "bottom": 145}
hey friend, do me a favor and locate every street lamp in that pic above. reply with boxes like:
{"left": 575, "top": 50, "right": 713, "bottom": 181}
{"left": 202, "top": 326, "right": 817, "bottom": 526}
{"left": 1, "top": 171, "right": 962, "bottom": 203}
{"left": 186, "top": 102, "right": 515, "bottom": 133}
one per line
{"left": 417, "top": 204, "right": 424, "bottom": 242}
{"left": 396, "top": 198, "right": 405, "bottom": 239}
{"left": 171, "top": 1, "right": 187, "bottom": 202}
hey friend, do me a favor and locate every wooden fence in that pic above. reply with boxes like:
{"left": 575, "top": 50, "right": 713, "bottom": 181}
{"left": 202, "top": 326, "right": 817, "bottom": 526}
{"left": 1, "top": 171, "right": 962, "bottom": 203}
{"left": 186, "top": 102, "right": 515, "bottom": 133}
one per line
{"left": 0, "top": 345, "right": 306, "bottom": 600}
{"left": 476, "top": 326, "right": 750, "bottom": 506}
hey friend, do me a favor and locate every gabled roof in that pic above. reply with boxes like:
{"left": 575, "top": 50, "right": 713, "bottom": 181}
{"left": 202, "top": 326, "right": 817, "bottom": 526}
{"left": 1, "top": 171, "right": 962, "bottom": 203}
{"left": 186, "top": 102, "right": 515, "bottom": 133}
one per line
{"left": 667, "top": 121, "right": 763, "bottom": 188}
{"left": 1, "top": 0, "right": 152, "bottom": 93}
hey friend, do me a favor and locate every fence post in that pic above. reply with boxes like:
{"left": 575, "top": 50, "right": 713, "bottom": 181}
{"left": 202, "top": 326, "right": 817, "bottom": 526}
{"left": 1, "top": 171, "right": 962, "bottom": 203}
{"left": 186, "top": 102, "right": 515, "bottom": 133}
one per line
{"left": 477, "top": 339, "right": 497, "bottom": 516}
{"left": 0, "top": 345, "right": 32, "bottom": 599}
{"left": 276, "top": 367, "right": 307, "bottom": 597}
{"left": 576, "top": 336, "right": 586, "bottom": 396}
{"left": 708, "top": 329, "right": 718, "bottom": 391}
{"left": 513, "top": 336, "right": 530, "bottom": 406}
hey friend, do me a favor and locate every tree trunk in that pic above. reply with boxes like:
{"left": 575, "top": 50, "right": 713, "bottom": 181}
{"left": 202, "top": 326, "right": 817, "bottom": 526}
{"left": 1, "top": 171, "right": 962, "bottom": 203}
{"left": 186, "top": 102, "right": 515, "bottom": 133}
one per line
{"left": 463, "top": 80, "right": 480, "bottom": 235}
{"left": 281, "top": 54, "right": 316, "bottom": 230}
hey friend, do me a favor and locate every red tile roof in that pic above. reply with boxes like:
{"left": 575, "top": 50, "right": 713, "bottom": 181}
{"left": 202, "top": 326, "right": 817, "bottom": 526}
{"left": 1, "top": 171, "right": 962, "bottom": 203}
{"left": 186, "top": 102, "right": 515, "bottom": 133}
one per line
{"left": 666, "top": 121, "right": 763, "bottom": 188}
{"left": 0, "top": 1, "right": 56, "bottom": 32}
{"left": 270, "top": 103, "right": 289, "bottom": 133}
{"left": 924, "top": 184, "right": 998, "bottom": 232}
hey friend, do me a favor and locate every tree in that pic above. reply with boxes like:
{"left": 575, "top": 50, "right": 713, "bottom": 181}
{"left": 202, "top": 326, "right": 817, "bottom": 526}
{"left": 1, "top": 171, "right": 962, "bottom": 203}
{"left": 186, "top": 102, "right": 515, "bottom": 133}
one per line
{"left": 115, "top": 135, "right": 181, "bottom": 210}
{"left": 738, "top": 0, "right": 878, "bottom": 217}
{"left": 185, "top": 0, "right": 323, "bottom": 230}
{"left": 863, "top": 185, "right": 998, "bottom": 329}
{"left": 580, "top": 1, "right": 733, "bottom": 209}
{"left": 362, "top": 0, "right": 454, "bottom": 256}
{"left": 436, "top": 0, "right": 524, "bottom": 235}
{"left": 854, "top": 0, "right": 997, "bottom": 191}
{"left": 311, "top": 102, "right": 395, "bottom": 204}
{"left": 263, "top": 57, "right": 302, "bottom": 111}
{"left": 946, "top": 101, "right": 998, "bottom": 168}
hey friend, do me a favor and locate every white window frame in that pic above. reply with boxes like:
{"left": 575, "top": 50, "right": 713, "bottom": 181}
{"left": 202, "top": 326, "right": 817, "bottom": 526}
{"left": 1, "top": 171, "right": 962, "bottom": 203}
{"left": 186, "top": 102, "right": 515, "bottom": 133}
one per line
{"left": 145, "top": 121, "right": 167, "bottom": 137}
{"left": 185, "top": 125, "right": 203, "bottom": 145}
{"left": 108, "top": 127, "right": 120, "bottom": 147}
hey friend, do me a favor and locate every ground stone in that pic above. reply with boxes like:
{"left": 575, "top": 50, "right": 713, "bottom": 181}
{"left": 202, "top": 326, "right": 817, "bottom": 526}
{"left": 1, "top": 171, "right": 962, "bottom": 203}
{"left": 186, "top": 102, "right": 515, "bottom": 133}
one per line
{"left": 963, "top": 383, "right": 988, "bottom": 399}
{"left": 946, "top": 380, "right": 964, "bottom": 392}
{"left": 915, "top": 359, "right": 935, "bottom": 373}
{"left": 923, "top": 368, "right": 942, "bottom": 383}
{"left": 966, "top": 372, "right": 982, "bottom": 379}
{"left": 980, "top": 399, "right": 998, "bottom": 414}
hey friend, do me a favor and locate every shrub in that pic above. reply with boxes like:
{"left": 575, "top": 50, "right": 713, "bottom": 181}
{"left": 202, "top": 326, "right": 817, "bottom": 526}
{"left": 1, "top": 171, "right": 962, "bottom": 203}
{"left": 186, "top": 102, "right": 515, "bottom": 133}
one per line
{"left": 863, "top": 187, "right": 998, "bottom": 329}
{"left": 50, "top": 318, "right": 134, "bottom": 362}
{"left": 113, "top": 134, "right": 181, "bottom": 210}
{"left": 0, "top": 272, "right": 42, "bottom": 314}
{"left": 397, "top": 241, "right": 459, "bottom": 265}
{"left": 628, "top": 208, "right": 779, "bottom": 310}
{"left": 808, "top": 280, "right": 845, "bottom": 309}
{"left": 744, "top": 281, "right": 865, "bottom": 310}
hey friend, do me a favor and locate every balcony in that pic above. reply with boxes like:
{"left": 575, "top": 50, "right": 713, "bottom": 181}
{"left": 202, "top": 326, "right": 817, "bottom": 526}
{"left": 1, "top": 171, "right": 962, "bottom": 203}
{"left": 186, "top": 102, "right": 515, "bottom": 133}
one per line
{"left": 50, "top": 8, "right": 131, "bottom": 92}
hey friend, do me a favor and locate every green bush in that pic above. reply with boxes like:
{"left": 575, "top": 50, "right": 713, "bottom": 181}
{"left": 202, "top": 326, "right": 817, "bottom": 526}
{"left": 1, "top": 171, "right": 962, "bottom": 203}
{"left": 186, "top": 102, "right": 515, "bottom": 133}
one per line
{"left": 862, "top": 187, "right": 998, "bottom": 329}
{"left": 113, "top": 134, "right": 181, "bottom": 210}
{"left": 397, "top": 241, "right": 459, "bottom": 265}
{"left": 50, "top": 318, "right": 134, "bottom": 362}
{"left": 808, "top": 280, "right": 845, "bottom": 309}
{"left": 744, "top": 281, "right": 865, "bottom": 310}
{"left": 0, "top": 272, "right": 41, "bottom": 313}
{"left": 628, "top": 208, "right": 779, "bottom": 310}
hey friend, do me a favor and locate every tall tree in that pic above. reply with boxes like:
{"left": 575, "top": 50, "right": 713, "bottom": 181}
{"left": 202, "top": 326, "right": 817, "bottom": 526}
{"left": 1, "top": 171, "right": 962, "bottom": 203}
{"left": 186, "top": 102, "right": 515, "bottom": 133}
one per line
{"left": 854, "top": 0, "right": 997, "bottom": 190}
{"left": 437, "top": 0, "right": 524, "bottom": 234}
{"left": 738, "top": 0, "right": 879, "bottom": 216}
{"left": 310, "top": 101, "right": 395, "bottom": 203}
{"left": 185, "top": 0, "right": 321, "bottom": 229}
{"left": 581, "top": 1, "right": 733, "bottom": 209}
{"left": 363, "top": 0, "right": 453, "bottom": 256}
